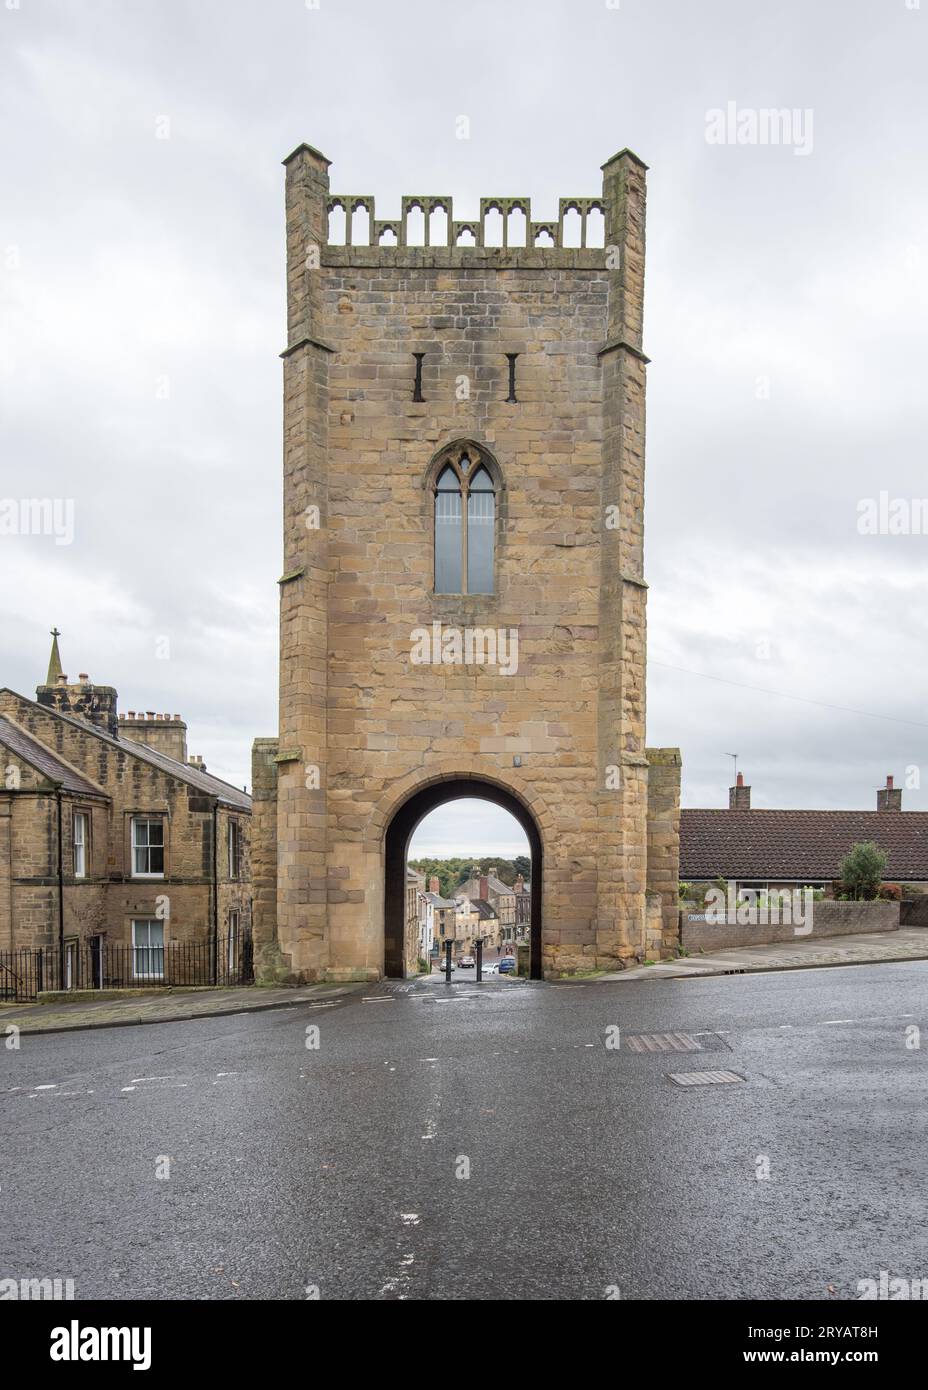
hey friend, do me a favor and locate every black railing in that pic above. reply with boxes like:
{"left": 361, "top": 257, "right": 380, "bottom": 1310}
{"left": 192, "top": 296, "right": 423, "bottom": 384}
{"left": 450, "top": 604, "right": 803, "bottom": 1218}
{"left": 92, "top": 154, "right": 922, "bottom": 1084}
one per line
{"left": 0, "top": 932, "right": 253, "bottom": 1003}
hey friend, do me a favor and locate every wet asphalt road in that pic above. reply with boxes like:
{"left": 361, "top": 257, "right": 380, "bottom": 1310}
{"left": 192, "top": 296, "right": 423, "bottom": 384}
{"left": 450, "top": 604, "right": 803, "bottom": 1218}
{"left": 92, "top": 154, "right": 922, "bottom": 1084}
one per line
{"left": 1, "top": 961, "right": 926, "bottom": 1301}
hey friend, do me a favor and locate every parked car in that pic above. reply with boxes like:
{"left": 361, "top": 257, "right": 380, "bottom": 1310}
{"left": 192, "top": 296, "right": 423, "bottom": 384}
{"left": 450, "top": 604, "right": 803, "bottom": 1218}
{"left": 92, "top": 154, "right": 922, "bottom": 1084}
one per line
{"left": 498, "top": 957, "right": 516, "bottom": 973}
{"left": 457, "top": 955, "right": 476, "bottom": 968}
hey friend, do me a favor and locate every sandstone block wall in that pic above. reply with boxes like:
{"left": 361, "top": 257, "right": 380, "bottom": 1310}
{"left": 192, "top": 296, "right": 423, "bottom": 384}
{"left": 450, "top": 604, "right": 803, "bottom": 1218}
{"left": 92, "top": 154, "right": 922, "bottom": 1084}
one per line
{"left": 258, "top": 144, "right": 681, "bottom": 981}
{"left": 0, "top": 692, "right": 251, "bottom": 957}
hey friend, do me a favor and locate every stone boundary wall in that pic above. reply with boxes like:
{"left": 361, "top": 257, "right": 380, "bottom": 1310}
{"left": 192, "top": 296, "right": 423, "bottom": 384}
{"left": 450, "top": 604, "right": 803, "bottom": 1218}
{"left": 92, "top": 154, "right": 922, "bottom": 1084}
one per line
{"left": 681, "top": 900, "right": 900, "bottom": 953}
{"left": 899, "top": 897, "right": 928, "bottom": 927}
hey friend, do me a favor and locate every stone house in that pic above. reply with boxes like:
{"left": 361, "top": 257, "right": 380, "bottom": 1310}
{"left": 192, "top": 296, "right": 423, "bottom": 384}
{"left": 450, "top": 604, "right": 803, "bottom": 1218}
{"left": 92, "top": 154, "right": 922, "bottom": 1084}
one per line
{"left": 452, "top": 893, "right": 499, "bottom": 955}
{"left": 404, "top": 867, "right": 426, "bottom": 973}
{"left": 457, "top": 867, "right": 516, "bottom": 940}
{"left": 0, "top": 637, "right": 251, "bottom": 988}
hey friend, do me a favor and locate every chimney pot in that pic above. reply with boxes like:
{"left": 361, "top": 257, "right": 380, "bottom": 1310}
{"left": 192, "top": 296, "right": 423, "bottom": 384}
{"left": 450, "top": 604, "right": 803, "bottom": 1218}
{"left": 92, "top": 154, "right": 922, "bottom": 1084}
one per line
{"left": 78, "top": 672, "right": 89, "bottom": 682}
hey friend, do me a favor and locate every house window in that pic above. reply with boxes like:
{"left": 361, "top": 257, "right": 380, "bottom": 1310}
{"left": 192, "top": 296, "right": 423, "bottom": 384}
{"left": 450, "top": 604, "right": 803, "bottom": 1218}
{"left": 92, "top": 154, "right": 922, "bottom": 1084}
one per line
{"left": 73, "top": 812, "right": 89, "bottom": 879}
{"left": 433, "top": 447, "right": 497, "bottom": 594}
{"left": 131, "top": 919, "right": 164, "bottom": 979}
{"left": 228, "top": 820, "right": 242, "bottom": 879}
{"left": 131, "top": 818, "right": 164, "bottom": 877}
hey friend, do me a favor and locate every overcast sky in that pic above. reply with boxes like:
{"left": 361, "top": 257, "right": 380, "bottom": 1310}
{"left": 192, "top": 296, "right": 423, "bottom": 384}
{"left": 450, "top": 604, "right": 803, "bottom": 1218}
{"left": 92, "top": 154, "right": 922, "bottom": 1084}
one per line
{"left": 3, "top": 0, "right": 928, "bottom": 857}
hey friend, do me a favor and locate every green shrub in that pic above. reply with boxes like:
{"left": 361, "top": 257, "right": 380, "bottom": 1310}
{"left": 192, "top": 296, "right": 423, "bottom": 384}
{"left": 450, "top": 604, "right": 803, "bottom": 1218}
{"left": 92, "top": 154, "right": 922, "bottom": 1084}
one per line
{"left": 838, "top": 842, "right": 888, "bottom": 901}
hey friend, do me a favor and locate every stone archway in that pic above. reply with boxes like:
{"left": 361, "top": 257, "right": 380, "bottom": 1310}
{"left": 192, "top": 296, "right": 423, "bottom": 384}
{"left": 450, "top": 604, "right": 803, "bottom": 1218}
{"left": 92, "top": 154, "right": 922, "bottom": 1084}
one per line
{"left": 383, "top": 775, "right": 544, "bottom": 980}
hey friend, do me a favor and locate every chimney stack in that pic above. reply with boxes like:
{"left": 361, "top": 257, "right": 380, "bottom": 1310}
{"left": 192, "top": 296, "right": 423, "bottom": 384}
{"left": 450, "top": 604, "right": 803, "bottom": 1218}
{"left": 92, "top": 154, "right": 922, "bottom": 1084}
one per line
{"left": 429, "top": 876, "right": 440, "bottom": 894}
{"left": 36, "top": 633, "right": 119, "bottom": 738}
{"left": 877, "top": 774, "right": 902, "bottom": 812}
{"left": 479, "top": 875, "right": 489, "bottom": 900}
{"left": 118, "top": 710, "right": 188, "bottom": 763}
{"left": 729, "top": 772, "right": 751, "bottom": 811}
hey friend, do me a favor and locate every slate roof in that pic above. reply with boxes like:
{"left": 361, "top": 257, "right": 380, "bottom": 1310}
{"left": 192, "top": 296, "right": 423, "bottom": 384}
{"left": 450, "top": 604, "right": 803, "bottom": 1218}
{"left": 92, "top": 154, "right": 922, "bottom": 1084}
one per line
{"left": 461, "top": 873, "right": 514, "bottom": 896}
{"left": 0, "top": 714, "right": 105, "bottom": 798}
{"left": 470, "top": 898, "right": 498, "bottom": 920}
{"left": 0, "top": 690, "right": 251, "bottom": 811}
{"left": 680, "top": 809, "right": 928, "bottom": 882}
{"left": 425, "top": 892, "right": 456, "bottom": 909}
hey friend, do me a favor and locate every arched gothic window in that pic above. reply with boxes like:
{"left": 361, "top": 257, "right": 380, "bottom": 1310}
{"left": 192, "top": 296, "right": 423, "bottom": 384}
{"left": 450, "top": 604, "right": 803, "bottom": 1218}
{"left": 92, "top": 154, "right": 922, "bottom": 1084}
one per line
{"left": 432, "top": 446, "right": 497, "bottom": 594}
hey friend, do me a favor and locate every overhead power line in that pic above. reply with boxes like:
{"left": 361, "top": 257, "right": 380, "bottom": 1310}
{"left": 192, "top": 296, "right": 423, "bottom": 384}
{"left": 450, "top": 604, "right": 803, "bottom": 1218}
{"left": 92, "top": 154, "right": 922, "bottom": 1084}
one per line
{"left": 650, "top": 660, "right": 928, "bottom": 731}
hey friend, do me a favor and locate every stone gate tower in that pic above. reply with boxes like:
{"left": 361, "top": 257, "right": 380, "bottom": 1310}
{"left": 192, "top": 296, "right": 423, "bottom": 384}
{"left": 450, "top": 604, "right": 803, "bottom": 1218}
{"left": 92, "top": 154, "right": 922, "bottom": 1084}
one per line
{"left": 251, "top": 142, "right": 681, "bottom": 982}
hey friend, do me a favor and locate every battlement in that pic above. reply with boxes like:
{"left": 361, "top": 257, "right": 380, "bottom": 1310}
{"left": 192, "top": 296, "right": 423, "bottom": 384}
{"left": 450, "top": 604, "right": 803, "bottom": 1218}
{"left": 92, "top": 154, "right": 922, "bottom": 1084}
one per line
{"left": 325, "top": 193, "right": 606, "bottom": 251}
{"left": 283, "top": 143, "right": 647, "bottom": 274}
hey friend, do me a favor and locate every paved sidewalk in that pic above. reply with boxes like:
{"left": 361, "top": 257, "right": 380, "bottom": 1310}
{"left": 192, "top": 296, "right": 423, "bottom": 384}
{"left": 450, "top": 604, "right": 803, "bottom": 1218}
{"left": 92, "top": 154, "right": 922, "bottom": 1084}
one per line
{"left": 598, "top": 928, "right": 928, "bottom": 981}
{"left": 0, "top": 982, "right": 361, "bottom": 1036}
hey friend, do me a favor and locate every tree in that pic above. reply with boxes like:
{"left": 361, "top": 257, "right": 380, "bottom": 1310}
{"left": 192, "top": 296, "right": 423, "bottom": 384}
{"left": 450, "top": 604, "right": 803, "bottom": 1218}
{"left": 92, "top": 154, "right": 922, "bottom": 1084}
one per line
{"left": 838, "top": 841, "right": 888, "bottom": 900}
{"left": 512, "top": 855, "right": 531, "bottom": 880}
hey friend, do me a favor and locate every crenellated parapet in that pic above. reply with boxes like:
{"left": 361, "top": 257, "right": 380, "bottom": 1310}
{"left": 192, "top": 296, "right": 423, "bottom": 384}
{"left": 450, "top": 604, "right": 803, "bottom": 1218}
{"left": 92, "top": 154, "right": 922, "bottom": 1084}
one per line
{"left": 325, "top": 192, "right": 607, "bottom": 251}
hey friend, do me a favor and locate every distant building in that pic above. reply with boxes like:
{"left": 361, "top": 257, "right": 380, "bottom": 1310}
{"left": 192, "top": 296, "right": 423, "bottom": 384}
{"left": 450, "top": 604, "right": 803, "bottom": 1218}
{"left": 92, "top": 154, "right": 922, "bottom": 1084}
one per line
{"left": 457, "top": 867, "right": 516, "bottom": 941}
{"left": 681, "top": 772, "right": 928, "bottom": 895}
{"left": 420, "top": 877, "right": 456, "bottom": 960}
{"left": 405, "top": 868, "right": 426, "bottom": 974}
{"left": 514, "top": 872, "right": 531, "bottom": 934}
{"left": 470, "top": 898, "right": 500, "bottom": 949}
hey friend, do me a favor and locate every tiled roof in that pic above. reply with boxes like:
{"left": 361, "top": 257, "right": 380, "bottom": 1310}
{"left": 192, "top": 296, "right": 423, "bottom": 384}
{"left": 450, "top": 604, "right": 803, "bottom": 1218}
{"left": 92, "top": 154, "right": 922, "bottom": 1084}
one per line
{"left": 0, "top": 715, "right": 106, "bottom": 798}
{"left": 0, "top": 690, "right": 251, "bottom": 811}
{"left": 470, "top": 898, "right": 498, "bottom": 919}
{"left": 680, "top": 809, "right": 928, "bottom": 882}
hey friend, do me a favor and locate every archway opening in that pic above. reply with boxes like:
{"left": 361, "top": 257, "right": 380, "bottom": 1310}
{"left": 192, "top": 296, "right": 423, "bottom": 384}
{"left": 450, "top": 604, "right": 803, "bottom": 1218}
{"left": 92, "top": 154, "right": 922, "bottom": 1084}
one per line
{"left": 384, "top": 778, "right": 543, "bottom": 981}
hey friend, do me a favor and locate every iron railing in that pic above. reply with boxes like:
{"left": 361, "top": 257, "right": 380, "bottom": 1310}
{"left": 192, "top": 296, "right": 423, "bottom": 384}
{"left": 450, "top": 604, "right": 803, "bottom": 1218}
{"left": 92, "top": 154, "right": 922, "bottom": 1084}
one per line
{"left": 0, "top": 933, "right": 253, "bottom": 1003}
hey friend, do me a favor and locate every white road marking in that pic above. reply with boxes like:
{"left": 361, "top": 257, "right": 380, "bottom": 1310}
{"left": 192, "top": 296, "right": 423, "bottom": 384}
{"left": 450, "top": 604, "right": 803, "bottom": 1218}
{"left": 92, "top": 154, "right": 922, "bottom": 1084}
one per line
{"left": 819, "top": 1019, "right": 855, "bottom": 1025}
{"left": 34, "top": 1084, "right": 57, "bottom": 1090}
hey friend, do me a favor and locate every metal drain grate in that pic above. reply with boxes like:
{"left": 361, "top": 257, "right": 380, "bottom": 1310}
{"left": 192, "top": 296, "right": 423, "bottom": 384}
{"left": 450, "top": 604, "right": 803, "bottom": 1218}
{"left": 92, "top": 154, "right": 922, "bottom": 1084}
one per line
{"left": 668, "top": 1070, "right": 745, "bottom": 1087}
{"left": 625, "top": 1032, "right": 701, "bottom": 1052}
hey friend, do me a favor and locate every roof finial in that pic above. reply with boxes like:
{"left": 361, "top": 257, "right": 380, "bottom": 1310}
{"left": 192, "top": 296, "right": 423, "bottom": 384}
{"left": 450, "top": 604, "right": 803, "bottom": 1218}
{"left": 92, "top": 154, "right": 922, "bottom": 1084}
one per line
{"left": 46, "top": 627, "right": 63, "bottom": 685}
